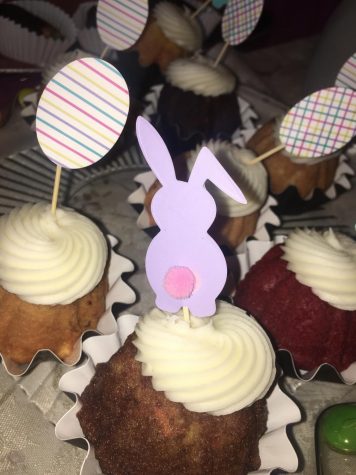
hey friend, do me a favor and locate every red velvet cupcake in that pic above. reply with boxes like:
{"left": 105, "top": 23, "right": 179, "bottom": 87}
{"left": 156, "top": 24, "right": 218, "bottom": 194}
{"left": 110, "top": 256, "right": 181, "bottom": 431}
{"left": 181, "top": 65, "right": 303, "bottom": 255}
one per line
{"left": 234, "top": 228, "right": 356, "bottom": 372}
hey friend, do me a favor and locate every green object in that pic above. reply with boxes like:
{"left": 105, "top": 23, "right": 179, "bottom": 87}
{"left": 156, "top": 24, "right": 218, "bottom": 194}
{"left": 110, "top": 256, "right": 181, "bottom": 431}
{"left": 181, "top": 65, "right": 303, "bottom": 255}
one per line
{"left": 320, "top": 404, "right": 356, "bottom": 454}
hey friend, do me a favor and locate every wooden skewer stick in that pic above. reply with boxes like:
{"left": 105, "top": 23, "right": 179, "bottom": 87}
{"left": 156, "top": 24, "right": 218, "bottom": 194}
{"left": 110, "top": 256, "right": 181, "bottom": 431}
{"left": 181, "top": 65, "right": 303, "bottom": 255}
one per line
{"left": 51, "top": 164, "right": 62, "bottom": 216}
{"left": 183, "top": 306, "right": 191, "bottom": 324}
{"left": 100, "top": 46, "right": 110, "bottom": 60}
{"left": 190, "top": 0, "right": 212, "bottom": 19}
{"left": 213, "top": 42, "right": 229, "bottom": 68}
{"left": 246, "top": 144, "right": 285, "bottom": 165}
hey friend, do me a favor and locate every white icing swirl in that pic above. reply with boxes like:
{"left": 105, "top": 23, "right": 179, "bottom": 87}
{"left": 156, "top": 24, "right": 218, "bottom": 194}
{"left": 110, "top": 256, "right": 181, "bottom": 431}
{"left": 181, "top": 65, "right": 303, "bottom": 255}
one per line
{"left": 0, "top": 202, "right": 108, "bottom": 305}
{"left": 154, "top": 2, "right": 202, "bottom": 52}
{"left": 187, "top": 141, "right": 267, "bottom": 217}
{"left": 165, "top": 56, "right": 236, "bottom": 97}
{"left": 134, "top": 301, "right": 275, "bottom": 416}
{"left": 283, "top": 228, "right": 356, "bottom": 311}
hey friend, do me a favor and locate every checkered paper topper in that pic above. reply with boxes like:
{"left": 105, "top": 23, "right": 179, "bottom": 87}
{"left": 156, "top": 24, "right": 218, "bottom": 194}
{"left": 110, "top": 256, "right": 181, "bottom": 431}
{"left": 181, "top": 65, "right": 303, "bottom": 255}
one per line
{"left": 336, "top": 52, "right": 356, "bottom": 90}
{"left": 279, "top": 87, "right": 356, "bottom": 158}
{"left": 97, "top": 0, "right": 148, "bottom": 51}
{"left": 222, "top": 0, "right": 264, "bottom": 45}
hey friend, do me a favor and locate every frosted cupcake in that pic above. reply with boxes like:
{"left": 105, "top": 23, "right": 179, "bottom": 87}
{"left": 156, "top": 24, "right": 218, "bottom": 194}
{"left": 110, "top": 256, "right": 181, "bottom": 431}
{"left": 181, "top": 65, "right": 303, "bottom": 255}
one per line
{"left": 234, "top": 228, "right": 356, "bottom": 373}
{"left": 246, "top": 118, "right": 352, "bottom": 213}
{"left": 0, "top": 202, "right": 109, "bottom": 365}
{"left": 77, "top": 301, "right": 276, "bottom": 475}
{"left": 134, "top": 1, "right": 203, "bottom": 71}
{"left": 154, "top": 55, "right": 241, "bottom": 154}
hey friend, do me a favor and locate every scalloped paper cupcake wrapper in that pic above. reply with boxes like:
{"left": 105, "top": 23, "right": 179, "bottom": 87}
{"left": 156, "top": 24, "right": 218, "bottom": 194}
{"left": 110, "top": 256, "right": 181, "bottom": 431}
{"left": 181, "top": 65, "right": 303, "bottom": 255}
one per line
{"left": 55, "top": 314, "right": 301, "bottom": 475}
{"left": 235, "top": 237, "right": 356, "bottom": 385}
{"left": 72, "top": 2, "right": 106, "bottom": 56}
{"left": 0, "top": 0, "right": 76, "bottom": 67}
{"left": 0, "top": 235, "right": 136, "bottom": 377}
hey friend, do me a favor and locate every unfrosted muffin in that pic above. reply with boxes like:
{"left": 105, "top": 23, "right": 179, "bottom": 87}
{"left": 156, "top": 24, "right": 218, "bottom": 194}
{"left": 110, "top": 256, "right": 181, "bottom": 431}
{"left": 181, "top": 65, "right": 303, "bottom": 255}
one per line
{"left": 77, "top": 300, "right": 276, "bottom": 475}
{"left": 155, "top": 56, "right": 241, "bottom": 154}
{"left": 144, "top": 140, "right": 268, "bottom": 250}
{"left": 0, "top": 202, "right": 109, "bottom": 364}
{"left": 134, "top": 1, "right": 203, "bottom": 71}
{"left": 246, "top": 119, "right": 340, "bottom": 212}
{"left": 234, "top": 228, "right": 356, "bottom": 372}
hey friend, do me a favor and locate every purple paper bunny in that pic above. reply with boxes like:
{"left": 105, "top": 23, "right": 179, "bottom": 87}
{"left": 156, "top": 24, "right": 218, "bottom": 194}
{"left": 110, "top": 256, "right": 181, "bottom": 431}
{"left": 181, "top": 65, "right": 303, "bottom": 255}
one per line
{"left": 136, "top": 117, "right": 246, "bottom": 317}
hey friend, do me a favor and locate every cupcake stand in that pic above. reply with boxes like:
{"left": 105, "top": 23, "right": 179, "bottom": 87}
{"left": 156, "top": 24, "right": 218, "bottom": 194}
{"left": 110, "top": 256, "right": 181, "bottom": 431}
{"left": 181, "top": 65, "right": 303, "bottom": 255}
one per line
{"left": 1, "top": 37, "right": 356, "bottom": 475}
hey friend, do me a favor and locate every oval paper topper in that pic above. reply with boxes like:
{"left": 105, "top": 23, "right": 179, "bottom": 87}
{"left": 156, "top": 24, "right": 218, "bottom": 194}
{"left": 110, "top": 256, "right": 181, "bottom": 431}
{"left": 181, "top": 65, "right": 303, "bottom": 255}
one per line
{"left": 36, "top": 57, "right": 130, "bottom": 169}
{"left": 97, "top": 0, "right": 148, "bottom": 51}
{"left": 222, "top": 0, "right": 264, "bottom": 45}
{"left": 336, "top": 52, "right": 356, "bottom": 90}
{"left": 279, "top": 86, "right": 356, "bottom": 158}
{"left": 136, "top": 116, "right": 246, "bottom": 318}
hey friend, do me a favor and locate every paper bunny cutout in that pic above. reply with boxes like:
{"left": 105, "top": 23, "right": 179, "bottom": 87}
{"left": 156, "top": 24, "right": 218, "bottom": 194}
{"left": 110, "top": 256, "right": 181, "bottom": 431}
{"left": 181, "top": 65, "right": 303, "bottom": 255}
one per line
{"left": 136, "top": 117, "right": 246, "bottom": 317}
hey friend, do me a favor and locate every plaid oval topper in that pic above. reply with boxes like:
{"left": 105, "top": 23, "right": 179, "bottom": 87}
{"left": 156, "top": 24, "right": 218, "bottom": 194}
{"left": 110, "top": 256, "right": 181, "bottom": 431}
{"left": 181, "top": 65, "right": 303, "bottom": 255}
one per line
{"left": 222, "top": 0, "right": 264, "bottom": 46}
{"left": 336, "top": 53, "right": 356, "bottom": 90}
{"left": 279, "top": 87, "right": 356, "bottom": 158}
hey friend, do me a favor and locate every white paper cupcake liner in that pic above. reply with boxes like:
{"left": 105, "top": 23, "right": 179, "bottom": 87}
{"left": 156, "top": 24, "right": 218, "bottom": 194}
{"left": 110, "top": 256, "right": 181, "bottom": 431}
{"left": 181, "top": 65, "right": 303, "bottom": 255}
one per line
{"left": 72, "top": 2, "right": 106, "bottom": 56}
{"left": 0, "top": 235, "right": 136, "bottom": 377}
{"left": 235, "top": 237, "right": 356, "bottom": 385}
{"left": 55, "top": 314, "right": 301, "bottom": 475}
{"left": 0, "top": 1, "right": 76, "bottom": 67}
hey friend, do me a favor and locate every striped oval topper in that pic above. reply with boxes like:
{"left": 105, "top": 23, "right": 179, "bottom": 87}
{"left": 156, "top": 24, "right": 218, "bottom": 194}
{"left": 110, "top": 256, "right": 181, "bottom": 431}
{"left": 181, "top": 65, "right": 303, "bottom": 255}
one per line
{"left": 279, "top": 87, "right": 356, "bottom": 158}
{"left": 97, "top": 0, "right": 148, "bottom": 51}
{"left": 36, "top": 58, "right": 130, "bottom": 169}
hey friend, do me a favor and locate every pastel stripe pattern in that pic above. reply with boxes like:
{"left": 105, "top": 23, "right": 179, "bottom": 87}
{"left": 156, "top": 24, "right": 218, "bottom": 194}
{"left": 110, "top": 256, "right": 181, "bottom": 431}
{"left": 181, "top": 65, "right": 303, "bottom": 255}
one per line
{"left": 36, "top": 58, "right": 130, "bottom": 169}
{"left": 222, "top": 0, "right": 264, "bottom": 46}
{"left": 336, "top": 53, "right": 356, "bottom": 90}
{"left": 279, "top": 87, "right": 356, "bottom": 158}
{"left": 97, "top": 0, "right": 148, "bottom": 50}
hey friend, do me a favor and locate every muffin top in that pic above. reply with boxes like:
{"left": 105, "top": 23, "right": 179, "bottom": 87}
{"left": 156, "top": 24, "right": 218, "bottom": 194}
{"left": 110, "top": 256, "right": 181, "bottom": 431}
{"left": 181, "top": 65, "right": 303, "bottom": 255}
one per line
{"left": 134, "top": 300, "right": 276, "bottom": 416}
{"left": 187, "top": 140, "right": 268, "bottom": 217}
{"left": 154, "top": 2, "right": 202, "bottom": 52}
{"left": 0, "top": 202, "right": 108, "bottom": 305}
{"left": 165, "top": 56, "right": 237, "bottom": 97}
{"left": 283, "top": 228, "right": 356, "bottom": 311}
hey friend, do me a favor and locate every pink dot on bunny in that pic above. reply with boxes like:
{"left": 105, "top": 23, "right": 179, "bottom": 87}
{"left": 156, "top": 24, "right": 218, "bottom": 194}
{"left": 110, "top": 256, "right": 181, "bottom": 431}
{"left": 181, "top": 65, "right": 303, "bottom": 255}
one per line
{"left": 136, "top": 117, "right": 246, "bottom": 317}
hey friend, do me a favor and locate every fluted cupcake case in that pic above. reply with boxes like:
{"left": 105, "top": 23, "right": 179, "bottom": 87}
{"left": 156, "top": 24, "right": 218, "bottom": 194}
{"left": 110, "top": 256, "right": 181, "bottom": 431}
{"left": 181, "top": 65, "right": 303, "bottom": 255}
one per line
{"left": 0, "top": 0, "right": 76, "bottom": 66}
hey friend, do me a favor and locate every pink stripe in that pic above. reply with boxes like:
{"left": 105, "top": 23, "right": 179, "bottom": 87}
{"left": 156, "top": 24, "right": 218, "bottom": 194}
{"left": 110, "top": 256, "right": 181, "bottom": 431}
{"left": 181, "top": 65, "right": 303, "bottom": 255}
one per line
{"left": 101, "top": 0, "right": 145, "bottom": 25}
{"left": 46, "top": 87, "right": 119, "bottom": 135}
{"left": 37, "top": 128, "right": 94, "bottom": 164}
{"left": 78, "top": 59, "right": 129, "bottom": 95}
{"left": 99, "top": 25, "right": 132, "bottom": 47}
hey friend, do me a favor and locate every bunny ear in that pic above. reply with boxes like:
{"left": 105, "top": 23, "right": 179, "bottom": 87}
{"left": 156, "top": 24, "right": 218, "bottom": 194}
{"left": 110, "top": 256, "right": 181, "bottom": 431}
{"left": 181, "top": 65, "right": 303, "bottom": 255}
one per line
{"left": 136, "top": 116, "right": 176, "bottom": 185}
{"left": 189, "top": 147, "right": 247, "bottom": 204}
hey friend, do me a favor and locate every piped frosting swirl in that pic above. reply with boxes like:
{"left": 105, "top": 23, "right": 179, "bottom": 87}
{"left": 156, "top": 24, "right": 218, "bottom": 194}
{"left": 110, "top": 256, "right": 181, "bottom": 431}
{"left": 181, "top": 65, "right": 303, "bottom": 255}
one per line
{"left": 165, "top": 56, "right": 236, "bottom": 97}
{"left": 187, "top": 141, "right": 267, "bottom": 217}
{"left": 283, "top": 228, "right": 356, "bottom": 311}
{"left": 154, "top": 2, "right": 202, "bottom": 52}
{"left": 134, "top": 301, "right": 275, "bottom": 416}
{"left": 0, "top": 202, "right": 108, "bottom": 305}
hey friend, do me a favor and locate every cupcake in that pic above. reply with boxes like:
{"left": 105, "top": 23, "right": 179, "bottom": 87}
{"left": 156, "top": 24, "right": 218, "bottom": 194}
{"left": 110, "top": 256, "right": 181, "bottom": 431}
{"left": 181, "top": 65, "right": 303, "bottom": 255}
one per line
{"left": 72, "top": 2, "right": 105, "bottom": 55}
{"left": 246, "top": 118, "right": 346, "bottom": 213}
{"left": 77, "top": 300, "right": 276, "bottom": 475}
{"left": 234, "top": 228, "right": 356, "bottom": 372}
{"left": 134, "top": 1, "right": 203, "bottom": 71}
{"left": 154, "top": 55, "right": 241, "bottom": 154}
{"left": 0, "top": 202, "right": 109, "bottom": 365}
{"left": 144, "top": 140, "right": 270, "bottom": 250}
